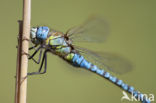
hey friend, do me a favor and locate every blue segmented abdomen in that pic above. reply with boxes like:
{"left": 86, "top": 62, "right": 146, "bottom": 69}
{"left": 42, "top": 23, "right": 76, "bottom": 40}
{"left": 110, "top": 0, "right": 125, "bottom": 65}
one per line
{"left": 72, "top": 53, "right": 150, "bottom": 103}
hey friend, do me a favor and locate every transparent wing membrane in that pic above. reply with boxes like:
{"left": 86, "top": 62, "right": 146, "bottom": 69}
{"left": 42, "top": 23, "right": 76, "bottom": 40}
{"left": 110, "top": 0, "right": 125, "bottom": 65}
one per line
{"left": 66, "top": 16, "right": 109, "bottom": 43}
{"left": 74, "top": 46, "right": 133, "bottom": 75}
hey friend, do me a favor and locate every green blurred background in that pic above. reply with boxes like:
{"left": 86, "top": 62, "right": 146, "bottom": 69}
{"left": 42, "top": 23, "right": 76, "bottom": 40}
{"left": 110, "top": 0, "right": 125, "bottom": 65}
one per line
{"left": 0, "top": 0, "right": 155, "bottom": 103}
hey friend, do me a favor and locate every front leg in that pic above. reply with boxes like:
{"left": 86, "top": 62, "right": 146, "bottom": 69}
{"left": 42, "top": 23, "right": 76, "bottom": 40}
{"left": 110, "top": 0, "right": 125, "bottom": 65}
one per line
{"left": 28, "top": 46, "right": 43, "bottom": 64}
{"left": 23, "top": 45, "right": 43, "bottom": 64}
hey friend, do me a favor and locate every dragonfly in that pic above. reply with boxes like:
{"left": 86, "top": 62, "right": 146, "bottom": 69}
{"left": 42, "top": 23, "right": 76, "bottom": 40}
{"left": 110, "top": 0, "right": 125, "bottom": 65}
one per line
{"left": 27, "top": 17, "right": 150, "bottom": 103}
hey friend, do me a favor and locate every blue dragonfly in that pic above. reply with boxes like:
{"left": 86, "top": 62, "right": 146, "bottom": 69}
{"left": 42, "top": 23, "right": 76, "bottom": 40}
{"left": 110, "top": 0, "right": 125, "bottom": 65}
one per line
{"left": 27, "top": 17, "right": 150, "bottom": 103}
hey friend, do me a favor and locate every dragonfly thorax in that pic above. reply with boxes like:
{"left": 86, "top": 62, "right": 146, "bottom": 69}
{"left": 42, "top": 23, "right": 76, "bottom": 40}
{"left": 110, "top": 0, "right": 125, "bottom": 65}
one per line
{"left": 46, "top": 34, "right": 73, "bottom": 56}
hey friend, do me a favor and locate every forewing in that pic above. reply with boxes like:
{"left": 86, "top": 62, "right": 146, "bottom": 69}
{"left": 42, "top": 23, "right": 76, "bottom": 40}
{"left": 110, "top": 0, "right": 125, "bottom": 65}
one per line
{"left": 66, "top": 16, "right": 109, "bottom": 43}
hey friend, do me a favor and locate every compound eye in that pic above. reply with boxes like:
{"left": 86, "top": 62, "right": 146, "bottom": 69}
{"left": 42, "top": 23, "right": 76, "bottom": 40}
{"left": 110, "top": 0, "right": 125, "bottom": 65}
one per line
{"left": 36, "top": 26, "right": 49, "bottom": 40}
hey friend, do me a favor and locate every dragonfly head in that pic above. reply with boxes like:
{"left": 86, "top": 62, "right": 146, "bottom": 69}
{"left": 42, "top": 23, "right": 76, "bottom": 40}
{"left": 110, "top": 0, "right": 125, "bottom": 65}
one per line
{"left": 30, "top": 26, "right": 50, "bottom": 44}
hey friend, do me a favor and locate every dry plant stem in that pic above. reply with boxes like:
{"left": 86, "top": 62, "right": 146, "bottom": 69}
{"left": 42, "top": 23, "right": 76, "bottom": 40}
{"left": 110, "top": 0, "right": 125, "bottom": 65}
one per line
{"left": 15, "top": 0, "right": 31, "bottom": 103}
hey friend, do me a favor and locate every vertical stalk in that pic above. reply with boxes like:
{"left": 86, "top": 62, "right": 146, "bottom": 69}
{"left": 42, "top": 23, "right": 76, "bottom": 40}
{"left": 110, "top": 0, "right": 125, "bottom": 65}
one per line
{"left": 15, "top": 0, "right": 31, "bottom": 103}
{"left": 20, "top": 0, "right": 31, "bottom": 102}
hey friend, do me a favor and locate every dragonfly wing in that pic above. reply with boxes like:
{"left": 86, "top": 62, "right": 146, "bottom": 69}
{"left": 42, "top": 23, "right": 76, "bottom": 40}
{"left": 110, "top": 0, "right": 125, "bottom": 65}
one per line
{"left": 74, "top": 46, "right": 133, "bottom": 75}
{"left": 66, "top": 16, "right": 109, "bottom": 43}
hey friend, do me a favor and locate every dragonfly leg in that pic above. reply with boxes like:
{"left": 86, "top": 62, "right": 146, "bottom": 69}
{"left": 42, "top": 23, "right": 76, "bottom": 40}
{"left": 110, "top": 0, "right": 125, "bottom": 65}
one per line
{"left": 22, "top": 45, "right": 42, "bottom": 64}
{"left": 29, "top": 45, "right": 38, "bottom": 50}
{"left": 29, "top": 46, "right": 42, "bottom": 59}
{"left": 34, "top": 49, "right": 43, "bottom": 64}
{"left": 27, "top": 50, "right": 48, "bottom": 76}
{"left": 28, "top": 49, "right": 43, "bottom": 64}
{"left": 28, "top": 46, "right": 42, "bottom": 64}
{"left": 39, "top": 50, "right": 47, "bottom": 74}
